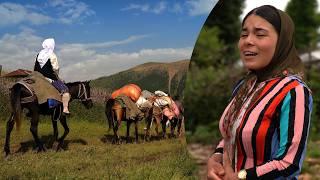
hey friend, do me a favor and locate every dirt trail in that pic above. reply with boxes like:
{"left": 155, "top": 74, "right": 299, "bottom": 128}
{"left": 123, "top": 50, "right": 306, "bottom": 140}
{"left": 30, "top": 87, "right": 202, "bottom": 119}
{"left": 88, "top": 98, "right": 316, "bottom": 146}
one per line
{"left": 187, "top": 143, "right": 215, "bottom": 180}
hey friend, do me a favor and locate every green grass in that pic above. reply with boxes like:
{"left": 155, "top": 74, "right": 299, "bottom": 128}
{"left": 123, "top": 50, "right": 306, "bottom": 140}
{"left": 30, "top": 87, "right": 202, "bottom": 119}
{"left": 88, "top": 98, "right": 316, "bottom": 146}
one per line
{"left": 0, "top": 119, "right": 197, "bottom": 179}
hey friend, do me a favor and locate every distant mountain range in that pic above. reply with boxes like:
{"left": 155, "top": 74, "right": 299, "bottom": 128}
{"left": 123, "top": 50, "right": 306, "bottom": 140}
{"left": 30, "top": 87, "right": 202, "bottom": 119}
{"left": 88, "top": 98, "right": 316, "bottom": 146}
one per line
{"left": 91, "top": 59, "right": 190, "bottom": 97}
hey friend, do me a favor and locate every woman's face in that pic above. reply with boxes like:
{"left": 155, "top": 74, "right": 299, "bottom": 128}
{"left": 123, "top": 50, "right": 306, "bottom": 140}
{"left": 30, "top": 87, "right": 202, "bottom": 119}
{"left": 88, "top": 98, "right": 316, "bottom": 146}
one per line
{"left": 238, "top": 14, "right": 278, "bottom": 71}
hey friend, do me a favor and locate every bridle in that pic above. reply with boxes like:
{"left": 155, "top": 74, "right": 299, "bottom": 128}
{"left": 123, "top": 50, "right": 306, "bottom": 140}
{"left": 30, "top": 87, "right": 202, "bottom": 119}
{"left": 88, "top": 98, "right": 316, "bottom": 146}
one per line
{"left": 77, "top": 83, "right": 91, "bottom": 101}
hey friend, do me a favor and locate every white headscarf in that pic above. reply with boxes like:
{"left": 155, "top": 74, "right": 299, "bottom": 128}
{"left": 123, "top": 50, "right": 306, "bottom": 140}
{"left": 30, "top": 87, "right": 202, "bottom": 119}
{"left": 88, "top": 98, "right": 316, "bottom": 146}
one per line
{"left": 37, "top": 38, "right": 55, "bottom": 68}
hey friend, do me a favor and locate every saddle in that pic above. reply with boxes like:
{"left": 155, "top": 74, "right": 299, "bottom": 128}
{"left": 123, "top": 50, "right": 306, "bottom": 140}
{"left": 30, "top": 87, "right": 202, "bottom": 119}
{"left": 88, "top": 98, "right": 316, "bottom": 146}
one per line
{"left": 16, "top": 71, "right": 62, "bottom": 105}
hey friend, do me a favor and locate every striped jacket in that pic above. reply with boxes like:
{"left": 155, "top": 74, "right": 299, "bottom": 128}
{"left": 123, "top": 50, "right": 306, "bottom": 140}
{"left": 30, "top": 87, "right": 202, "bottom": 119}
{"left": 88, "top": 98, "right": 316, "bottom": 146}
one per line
{"left": 215, "top": 76, "right": 312, "bottom": 179}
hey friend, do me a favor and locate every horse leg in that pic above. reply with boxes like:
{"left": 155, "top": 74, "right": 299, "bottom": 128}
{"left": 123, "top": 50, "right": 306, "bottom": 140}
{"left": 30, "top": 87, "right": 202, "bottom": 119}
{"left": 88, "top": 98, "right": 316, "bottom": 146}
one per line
{"left": 126, "top": 120, "right": 131, "bottom": 143}
{"left": 56, "top": 115, "right": 69, "bottom": 151}
{"left": 4, "top": 113, "right": 15, "bottom": 155}
{"left": 30, "top": 111, "right": 46, "bottom": 152}
{"left": 52, "top": 119, "right": 58, "bottom": 141}
{"left": 170, "top": 118, "right": 178, "bottom": 138}
{"left": 51, "top": 118, "right": 59, "bottom": 150}
{"left": 144, "top": 111, "right": 152, "bottom": 142}
{"left": 161, "top": 118, "right": 167, "bottom": 139}
{"left": 134, "top": 120, "right": 139, "bottom": 144}
{"left": 52, "top": 106, "right": 62, "bottom": 142}
{"left": 155, "top": 117, "right": 160, "bottom": 138}
{"left": 177, "top": 117, "right": 183, "bottom": 137}
{"left": 112, "top": 109, "right": 121, "bottom": 144}
{"left": 144, "top": 117, "right": 150, "bottom": 142}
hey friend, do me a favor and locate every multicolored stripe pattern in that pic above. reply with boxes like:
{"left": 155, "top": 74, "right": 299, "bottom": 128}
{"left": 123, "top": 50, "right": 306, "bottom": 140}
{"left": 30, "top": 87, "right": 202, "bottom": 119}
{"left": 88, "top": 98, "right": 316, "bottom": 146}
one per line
{"left": 215, "top": 76, "right": 312, "bottom": 179}
{"left": 237, "top": 76, "right": 312, "bottom": 179}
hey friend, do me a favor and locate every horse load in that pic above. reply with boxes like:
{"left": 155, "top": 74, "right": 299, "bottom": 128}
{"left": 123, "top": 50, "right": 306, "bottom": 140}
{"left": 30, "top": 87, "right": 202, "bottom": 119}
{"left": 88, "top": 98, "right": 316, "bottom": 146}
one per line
{"left": 106, "top": 84, "right": 184, "bottom": 143}
{"left": 111, "top": 84, "right": 141, "bottom": 102}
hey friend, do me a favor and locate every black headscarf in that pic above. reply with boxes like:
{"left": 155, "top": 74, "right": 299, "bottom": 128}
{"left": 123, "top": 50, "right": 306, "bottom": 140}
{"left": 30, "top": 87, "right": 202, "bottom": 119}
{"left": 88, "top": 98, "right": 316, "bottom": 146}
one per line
{"left": 223, "top": 5, "right": 304, "bottom": 139}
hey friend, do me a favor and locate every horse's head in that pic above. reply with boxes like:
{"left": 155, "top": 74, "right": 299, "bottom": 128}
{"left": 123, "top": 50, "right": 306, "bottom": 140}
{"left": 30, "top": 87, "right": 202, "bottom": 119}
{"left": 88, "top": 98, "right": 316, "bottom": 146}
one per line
{"left": 81, "top": 81, "right": 93, "bottom": 109}
{"left": 67, "top": 81, "right": 93, "bottom": 109}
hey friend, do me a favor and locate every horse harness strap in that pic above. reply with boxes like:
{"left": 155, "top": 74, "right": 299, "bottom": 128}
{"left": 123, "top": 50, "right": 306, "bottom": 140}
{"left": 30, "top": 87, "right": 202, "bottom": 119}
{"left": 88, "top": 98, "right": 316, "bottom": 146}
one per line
{"left": 114, "top": 97, "right": 126, "bottom": 109}
{"left": 77, "top": 83, "right": 91, "bottom": 101}
{"left": 16, "top": 82, "right": 37, "bottom": 103}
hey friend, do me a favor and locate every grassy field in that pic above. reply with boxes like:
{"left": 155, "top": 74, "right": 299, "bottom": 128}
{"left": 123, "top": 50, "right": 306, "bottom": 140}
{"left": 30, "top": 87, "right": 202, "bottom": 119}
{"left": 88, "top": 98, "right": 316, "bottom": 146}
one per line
{"left": 0, "top": 118, "right": 197, "bottom": 179}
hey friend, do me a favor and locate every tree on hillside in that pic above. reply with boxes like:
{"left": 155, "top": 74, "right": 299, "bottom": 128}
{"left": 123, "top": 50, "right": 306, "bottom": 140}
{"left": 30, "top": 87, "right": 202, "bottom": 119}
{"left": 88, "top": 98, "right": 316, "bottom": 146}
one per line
{"left": 191, "top": 27, "right": 224, "bottom": 68}
{"left": 203, "top": 0, "right": 244, "bottom": 65}
{"left": 286, "top": 0, "right": 320, "bottom": 52}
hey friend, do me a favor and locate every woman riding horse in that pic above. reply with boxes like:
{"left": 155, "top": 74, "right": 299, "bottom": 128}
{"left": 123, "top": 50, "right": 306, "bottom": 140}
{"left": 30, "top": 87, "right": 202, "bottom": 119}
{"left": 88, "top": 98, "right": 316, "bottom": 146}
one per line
{"left": 4, "top": 81, "right": 93, "bottom": 156}
{"left": 34, "top": 38, "right": 71, "bottom": 115}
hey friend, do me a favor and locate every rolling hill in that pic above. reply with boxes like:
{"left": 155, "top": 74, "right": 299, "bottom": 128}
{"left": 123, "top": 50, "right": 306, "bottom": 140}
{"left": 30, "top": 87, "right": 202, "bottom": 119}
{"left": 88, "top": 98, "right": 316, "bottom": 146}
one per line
{"left": 91, "top": 59, "right": 190, "bottom": 97}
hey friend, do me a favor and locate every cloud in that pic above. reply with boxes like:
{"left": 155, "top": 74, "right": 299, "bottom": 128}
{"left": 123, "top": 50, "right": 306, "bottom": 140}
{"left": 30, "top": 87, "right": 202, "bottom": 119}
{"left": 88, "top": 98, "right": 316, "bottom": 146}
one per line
{"left": 60, "top": 34, "right": 151, "bottom": 50}
{"left": 171, "top": 3, "right": 183, "bottom": 14}
{"left": 0, "top": 2, "right": 52, "bottom": 26}
{"left": 0, "top": 1, "right": 95, "bottom": 27}
{"left": 0, "top": 30, "right": 42, "bottom": 71}
{"left": 186, "top": 0, "right": 217, "bottom": 16}
{"left": 122, "top": 4, "right": 150, "bottom": 12}
{"left": 0, "top": 31, "right": 192, "bottom": 82}
{"left": 121, "top": 1, "right": 167, "bottom": 14}
{"left": 121, "top": 1, "right": 217, "bottom": 16}
{"left": 60, "top": 47, "right": 192, "bottom": 81}
{"left": 48, "top": 0, "right": 95, "bottom": 24}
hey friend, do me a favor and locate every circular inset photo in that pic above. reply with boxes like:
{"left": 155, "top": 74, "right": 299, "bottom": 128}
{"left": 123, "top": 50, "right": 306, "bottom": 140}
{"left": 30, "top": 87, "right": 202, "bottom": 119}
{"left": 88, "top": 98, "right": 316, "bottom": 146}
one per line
{"left": 185, "top": 0, "right": 320, "bottom": 179}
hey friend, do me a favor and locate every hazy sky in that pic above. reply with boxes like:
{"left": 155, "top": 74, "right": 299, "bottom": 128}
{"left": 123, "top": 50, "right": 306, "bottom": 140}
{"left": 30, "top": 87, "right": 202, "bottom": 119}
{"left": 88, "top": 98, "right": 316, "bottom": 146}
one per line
{"left": 0, "top": 0, "right": 217, "bottom": 81}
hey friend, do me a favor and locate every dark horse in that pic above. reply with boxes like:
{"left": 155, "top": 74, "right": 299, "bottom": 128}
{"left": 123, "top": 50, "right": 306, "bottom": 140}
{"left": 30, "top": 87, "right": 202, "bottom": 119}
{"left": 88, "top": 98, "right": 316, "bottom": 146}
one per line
{"left": 105, "top": 98, "right": 143, "bottom": 144}
{"left": 4, "top": 81, "right": 93, "bottom": 155}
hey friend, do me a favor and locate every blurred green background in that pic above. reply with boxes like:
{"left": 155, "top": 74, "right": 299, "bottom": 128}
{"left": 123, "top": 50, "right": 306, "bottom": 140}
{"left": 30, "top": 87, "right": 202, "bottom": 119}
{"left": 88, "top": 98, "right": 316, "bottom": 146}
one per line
{"left": 184, "top": 0, "right": 320, "bottom": 177}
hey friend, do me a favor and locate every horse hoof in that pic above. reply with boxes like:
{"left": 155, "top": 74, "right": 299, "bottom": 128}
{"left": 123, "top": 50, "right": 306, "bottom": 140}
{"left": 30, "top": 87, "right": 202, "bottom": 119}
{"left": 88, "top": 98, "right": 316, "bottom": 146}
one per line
{"left": 56, "top": 144, "right": 63, "bottom": 152}
{"left": 4, "top": 148, "right": 10, "bottom": 156}
{"left": 37, "top": 146, "right": 47, "bottom": 152}
{"left": 53, "top": 141, "right": 59, "bottom": 150}
{"left": 170, "top": 134, "right": 176, "bottom": 138}
{"left": 4, "top": 151, "right": 10, "bottom": 157}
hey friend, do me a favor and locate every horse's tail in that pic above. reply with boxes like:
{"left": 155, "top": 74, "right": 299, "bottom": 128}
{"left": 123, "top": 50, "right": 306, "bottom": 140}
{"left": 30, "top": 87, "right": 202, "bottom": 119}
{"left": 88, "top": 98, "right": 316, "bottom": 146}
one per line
{"left": 10, "top": 84, "right": 22, "bottom": 131}
{"left": 105, "top": 98, "right": 114, "bottom": 131}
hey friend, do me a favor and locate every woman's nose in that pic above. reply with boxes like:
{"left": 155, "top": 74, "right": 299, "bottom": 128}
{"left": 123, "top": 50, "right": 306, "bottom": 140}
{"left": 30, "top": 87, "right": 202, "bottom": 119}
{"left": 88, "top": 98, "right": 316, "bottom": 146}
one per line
{"left": 244, "top": 34, "right": 254, "bottom": 45}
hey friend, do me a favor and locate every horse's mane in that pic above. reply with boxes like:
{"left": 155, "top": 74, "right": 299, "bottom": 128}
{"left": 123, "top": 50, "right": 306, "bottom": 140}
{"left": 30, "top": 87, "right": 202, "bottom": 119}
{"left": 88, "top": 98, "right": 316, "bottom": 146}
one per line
{"left": 66, "top": 81, "right": 90, "bottom": 85}
{"left": 66, "top": 81, "right": 82, "bottom": 86}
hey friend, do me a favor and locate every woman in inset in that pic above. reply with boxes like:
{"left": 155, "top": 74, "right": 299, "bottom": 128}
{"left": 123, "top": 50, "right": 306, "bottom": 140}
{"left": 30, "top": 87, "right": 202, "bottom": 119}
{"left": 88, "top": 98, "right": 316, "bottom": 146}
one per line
{"left": 207, "top": 5, "right": 312, "bottom": 180}
{"left": 34, "top": 38, "right": 71, "bottom": 115}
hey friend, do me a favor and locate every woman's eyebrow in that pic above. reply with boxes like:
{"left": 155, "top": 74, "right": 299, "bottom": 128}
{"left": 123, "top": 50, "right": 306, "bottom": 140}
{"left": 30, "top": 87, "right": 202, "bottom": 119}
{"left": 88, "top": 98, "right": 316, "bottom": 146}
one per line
{"left": 255, "top": 28, "right": 268, "bottom": 32}
{"left": 241, "top": 27, "right": 248, "bottom": 32}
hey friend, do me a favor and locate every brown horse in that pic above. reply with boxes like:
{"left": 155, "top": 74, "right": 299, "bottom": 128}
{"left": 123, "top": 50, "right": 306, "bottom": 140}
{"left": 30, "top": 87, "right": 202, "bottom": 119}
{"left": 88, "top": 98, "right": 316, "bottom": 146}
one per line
{"left": 4, "top": 81, "right": 93, "bottom": 156}
{"left": 144, "top": 99, "right": 184, "bottom": 141}
{"left": 144, "top": 105, "right": 164, "bottom": 141}
{"left": 105, "top": 97, "right": 143, "bottom": 144}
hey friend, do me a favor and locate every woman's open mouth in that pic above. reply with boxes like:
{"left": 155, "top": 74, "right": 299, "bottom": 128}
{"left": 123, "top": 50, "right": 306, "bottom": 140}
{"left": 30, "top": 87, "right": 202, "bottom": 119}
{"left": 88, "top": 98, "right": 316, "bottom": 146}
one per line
{"left": 244, "top": 51, "right": 258, "bottom": 56}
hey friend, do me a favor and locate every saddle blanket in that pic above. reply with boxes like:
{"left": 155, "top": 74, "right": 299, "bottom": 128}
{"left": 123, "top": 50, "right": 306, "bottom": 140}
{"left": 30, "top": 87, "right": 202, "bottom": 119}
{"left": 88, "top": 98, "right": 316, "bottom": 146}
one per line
{"left": 17, "top": 71, "right": 62, "bottom": 104}
{"left": 115, "top": 95, "right": 143, "bottom": 120}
